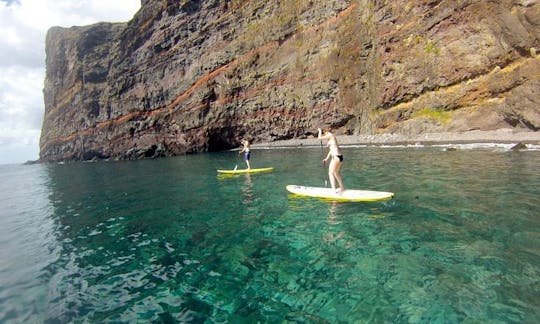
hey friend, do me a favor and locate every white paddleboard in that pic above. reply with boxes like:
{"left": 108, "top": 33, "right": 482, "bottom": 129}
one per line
{"left": 286, "top": 185, "right": 394, "bottom": 202}
{"left": 217, "top": 167, "right": 274, "bottom": 174}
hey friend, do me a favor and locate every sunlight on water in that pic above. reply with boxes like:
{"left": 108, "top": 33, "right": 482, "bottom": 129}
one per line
{"left": 0, "top": 147, "right": 539, "bottom": 322}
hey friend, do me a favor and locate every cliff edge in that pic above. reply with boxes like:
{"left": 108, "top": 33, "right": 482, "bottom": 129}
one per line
{"left": 40, "top": 0, "right": 540, "bottom": 161}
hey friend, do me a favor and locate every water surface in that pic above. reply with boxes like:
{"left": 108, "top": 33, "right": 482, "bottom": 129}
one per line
{"left": 1, "top": 147, "right": 539, "bottom": 322}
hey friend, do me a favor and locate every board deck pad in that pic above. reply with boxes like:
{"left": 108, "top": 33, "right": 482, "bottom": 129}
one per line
{"left": 286, "top": 185, "right": 394, "bottom": 202}
{"left": 217, "top": 167, "right": 274, "bottom": 174}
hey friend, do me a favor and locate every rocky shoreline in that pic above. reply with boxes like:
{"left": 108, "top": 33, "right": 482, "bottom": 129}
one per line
{"left": 253, "top": 129, "right": 540, "bottom": 149}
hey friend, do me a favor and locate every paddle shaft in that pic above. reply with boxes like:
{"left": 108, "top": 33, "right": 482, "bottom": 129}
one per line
{"left": 320, "top": 140, "right": 327, "bottom": 187}
{"left": 234, "top": 149, "right": 241, "bottom": 170}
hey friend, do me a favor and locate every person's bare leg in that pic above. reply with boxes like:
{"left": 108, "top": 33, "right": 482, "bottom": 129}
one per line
{"left": 328, "top": 158, "right": 337, "bottom": 190}
{"left": 333, "top": 161, "right": 345, "bottom": 192}
{"left": 245, "top": 159, "right": 251, "bottom": 169}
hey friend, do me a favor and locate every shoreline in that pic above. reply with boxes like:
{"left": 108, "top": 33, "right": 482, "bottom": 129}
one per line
{"left": 252, "top": 129, "right": 540, "bottom": 149}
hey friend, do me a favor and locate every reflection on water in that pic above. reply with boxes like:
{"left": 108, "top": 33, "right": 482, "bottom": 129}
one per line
{"left": 236, "top": 173, "right": 254, "bottom": 205}
{"left": 0, "top": 148, "right": 539, "bottom": 323}
{"left": 0, "top": 164, "right": 55, "bottom": 322}
{"left": 323, "top": 202, "right": 345, "bottom": 244}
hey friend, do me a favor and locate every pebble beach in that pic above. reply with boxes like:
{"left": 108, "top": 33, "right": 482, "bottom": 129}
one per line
{"left": 253, "top": 129, "right": 540, "bottom": 149}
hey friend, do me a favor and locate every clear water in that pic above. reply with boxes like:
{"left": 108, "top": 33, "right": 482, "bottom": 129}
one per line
{"left": 1, "top": 147, "right": 539, "bottom": 323}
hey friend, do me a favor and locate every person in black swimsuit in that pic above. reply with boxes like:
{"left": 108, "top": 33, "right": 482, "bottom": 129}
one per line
{"left": 318, "top": 128, "right": 345, "bottom": 193}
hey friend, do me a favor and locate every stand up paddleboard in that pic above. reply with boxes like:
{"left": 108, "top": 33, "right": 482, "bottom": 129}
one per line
{"left": 217, "top": 167, "right": 274, "bottom": 174}
{"left": 286, "top": 185, "right": 394, "bottom": 202}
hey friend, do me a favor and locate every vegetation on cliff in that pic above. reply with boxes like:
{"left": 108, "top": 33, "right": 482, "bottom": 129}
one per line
{"left": 40, "top": 0, "right": 539, "bottom": 161}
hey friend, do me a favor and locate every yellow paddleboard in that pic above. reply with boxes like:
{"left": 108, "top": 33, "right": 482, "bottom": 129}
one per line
{"left": 286, "top": 185, "right": 394, "bottom": 202}
{"left": 217, "top": 167, "right": 274, "bottom": 174}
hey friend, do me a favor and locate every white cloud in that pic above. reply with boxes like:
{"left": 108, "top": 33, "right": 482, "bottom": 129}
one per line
{"left": 0, "top": 0, "right": 140, "bottom": 164}
{"left": 0, "top": 66, "right": 44, "bottom": 130}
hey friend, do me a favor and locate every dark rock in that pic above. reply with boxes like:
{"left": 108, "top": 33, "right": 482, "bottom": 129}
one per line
{"left": 510, "top": 142, "right": 528, "bottom": 151}
{"left": 23, "top": 160, "right": 40, "bottom": 165}
{"left": 39, "top": 0, "right": 540, "bottom": 162}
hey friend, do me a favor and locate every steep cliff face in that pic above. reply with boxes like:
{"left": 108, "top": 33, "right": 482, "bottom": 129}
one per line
{"left": 40, "top": 0, "right": 540, "bottom": 161}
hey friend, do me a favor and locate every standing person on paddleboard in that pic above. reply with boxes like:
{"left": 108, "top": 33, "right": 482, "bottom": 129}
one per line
{"left": 239, "top": 138, "right": 251, "bottom": 169}
{"left": 318, "top": 128, "right": 345, "bottom": 193}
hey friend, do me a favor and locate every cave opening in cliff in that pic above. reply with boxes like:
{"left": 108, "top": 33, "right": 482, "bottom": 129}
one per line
{"left": 207, "top": 127, "right": 237, "bottom": 152}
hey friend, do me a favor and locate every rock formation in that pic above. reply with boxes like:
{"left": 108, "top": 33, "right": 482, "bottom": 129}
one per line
{"left": 40, "top": 0, "right": 540, "bottom": 161}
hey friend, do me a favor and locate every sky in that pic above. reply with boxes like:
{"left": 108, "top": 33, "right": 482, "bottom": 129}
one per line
{"left": 0, "top": 0, "right": 140, "bottom": 164}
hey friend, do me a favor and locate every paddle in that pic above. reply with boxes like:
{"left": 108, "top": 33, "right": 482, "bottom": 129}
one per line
{"left": 321, "top": 140, "right": 328, "bottom": 187}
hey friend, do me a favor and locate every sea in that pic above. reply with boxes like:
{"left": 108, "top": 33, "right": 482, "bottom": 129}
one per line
{"left": 1, "top": 145, "right": 539, "bottom": 323}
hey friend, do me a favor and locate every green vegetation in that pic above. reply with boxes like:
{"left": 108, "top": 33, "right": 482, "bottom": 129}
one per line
{"left": 237, "top": 0, "right": 313, "bottom": 50}
{"left": 412, "top": 108, "right": 451, "bottom": 124}
{"left": 425, "top": 40, "right": 440, "bottom": 55}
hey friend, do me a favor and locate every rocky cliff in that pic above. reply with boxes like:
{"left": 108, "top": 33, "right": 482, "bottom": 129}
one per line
{"left": 40, "top": 0, "right": 540, "bottom": 161}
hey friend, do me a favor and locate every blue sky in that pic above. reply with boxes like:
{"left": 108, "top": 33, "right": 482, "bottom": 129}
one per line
{"left": 0, "top": 0, "right": 140, "bottom": 164}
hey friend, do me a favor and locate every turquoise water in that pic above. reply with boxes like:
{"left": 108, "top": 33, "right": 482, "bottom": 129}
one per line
{"left": 1, "top": 147, "right": 539, "bottom": 323}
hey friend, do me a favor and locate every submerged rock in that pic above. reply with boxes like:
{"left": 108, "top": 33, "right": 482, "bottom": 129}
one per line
{"left": 510, "top": 142, "right": 528, "bottom": 151}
